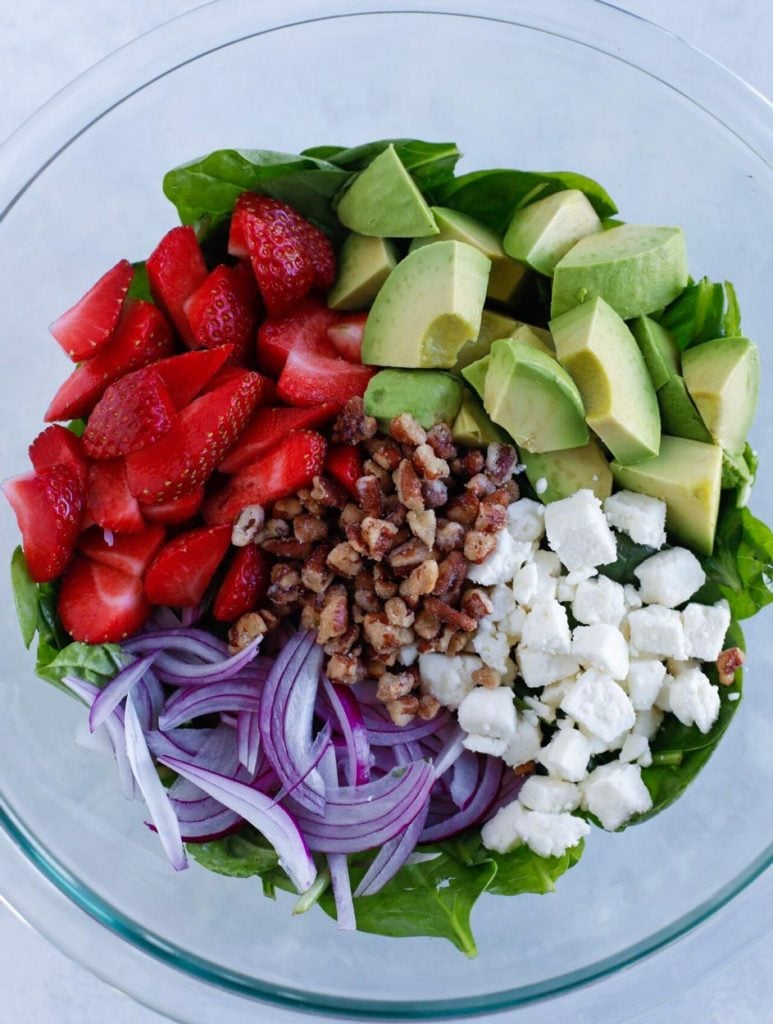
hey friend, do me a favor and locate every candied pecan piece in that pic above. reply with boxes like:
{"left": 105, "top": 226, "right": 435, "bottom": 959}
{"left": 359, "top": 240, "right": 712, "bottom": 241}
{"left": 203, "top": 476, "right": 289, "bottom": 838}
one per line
{"left": 354, "top": 474, "right": 384, "bottom": 517}
{"left": 461, "top": 588, "right": 494, "bottom": 620}
{"left": 302, "top": 544, "right": 334, "bottom": 594}
{"left": 466, "top": 473, "right": 497, "bottom": 499}
{"left": 382, "top": 494, "right": 408, "bottom": 527}
{"left": 373, "top": 563, "right": 398, "bottom": 600}
{"left": 256, "top": 517, "right": 290, "bottom": 543}
{"left": 421, "top": 478, "right": 448, "bottom": 509}
{"left": 513, "top": 760, "right": 536, "bottom": 777}
{"left": 435, "top": 519, "right": 465, "bottom": 552}
{"left": 272, "top": 496, "right": 303, "bottom": 519}
{"left": 393, "top": 459, "right": 425, "bottom": 512}
{"left": 327, "top": 652, "right": 363, "bottom": 684}
{"left": 362, "top": 612, "right": 412, "bottom": 654}
{"left": 389, "top": 413, "right": 427, "bottom": 446}
{"left": 717, "top": 647, "right": 745, "bottom": 685}
{"left": 455, "top": 450, "right": 485, "bottom": 478}
{"left": 446, "top": 630, "right": 473, "bottom": 655}
{"left": 361, "top": 516, "right": 399, "bottom": 560}
{"left": 300, "top": 603, "right": 320, "bottom": 631}
{"left": 311, "top": 475, "right": 349, "bottom": 509}
{"left": 445, "top": 491, "right": 480, "bottom": 526}
{"left": 432, "top": 550, "right": 468, "bottom": 599}
{"left": 367, "top": 437, "right": 402, "bottom": 471}
{"left": 327, "top": 541, "right": 363, "bottom": 577}
{"left": 294, "top": 514, "right": 329, "bottom": 543}
{"left": 418, "top": 693, "right": 441, "bottom": 720}
{"left": 483, "top": 488, "right": 512, "bottom": 508}
{"left": 362, "top": 459, "right": 393, "bottom": 492}
{"left": 228, "top": 611, "right": 270, "bottom": 653}
{"left": 426, "top": 423, "right": 457, "bottom": 460}
{"left": 399, "top": 560, "right": 439, "bottom": 600}
{"left": 344, "top": 523, "right": 367, "bottom": 554}
{"left": 413, "top": 607, "right": 441, "bottom": 640}
{"left": 412, "top": 443, "right": 450, "bottom": 481}
{"left": 384, "top": 597, "right": 416, "bottom": 628}
{"left": 317, "top": 585, "right": 349, "bottom": 643}
{"left": 424, "top": 596, "right": 477, "bottom": 632}
{"left": 262, "top": 539, "right": 313, "bottom": 559}
{"left": 267, "top": 565, "right": 303, "bottom": 606}
{"left": 332, "top": 396, "right": 377, "bottom": 444}
{"left": 407, "top": 509, "right": 437, "bottom": 549}
{"left": 503, "top": 479, "right": 521, "bottom": 501}
{"left": 231, "top": 505, "right": 265, "bottom": 547}
{"left": 376, "top": 669, "right": 417, "bottom": 703}
{"left": 386, "top": 694, "right": 419, "bottom": 726}
{"left": 464, "top": 530, "right": 497, "bottom": 563}
{"left": 297, "top": 487, "right": 326, "bottom": 516}
{"left": 475, "top": 501, "right": 507, "bottom": 533}
{"left": 340, "top": 501, "right": 366, "bottom": 527}
{"left": 486, "top": 442, "right": 518, "bottom": 485}
{"left": 323, "top": 625, "right": 361, "bottom": 655}
{"left": 472, "top": 666, "right": 501, "bottom": 688}
{"left": 387, "top": 538, "right": 431, "bottom": 576}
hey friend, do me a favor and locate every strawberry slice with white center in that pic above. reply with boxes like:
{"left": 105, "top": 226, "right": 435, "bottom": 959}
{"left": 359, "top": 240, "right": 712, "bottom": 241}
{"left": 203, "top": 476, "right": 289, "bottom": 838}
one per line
{"left": 144, "top": 525, "right": 231, "bottom": 607}
{"left": 256, "top": 295, "right": 340, "bottom": 377}
{"left": 326, "top": 312, "right": 368, "bottom": 363}
{"left": 152, "top": 345, "right": 234, "bottom": 409}
{"left": 3, "top": 465, "right": 84, "bottom": 582}
{"left": 218, "top": 403, "right": 338, "bottom": 474}
{"left": 58, "top": 556, "right": 151, "bottom": 643}
{"left": 141, "top": 489, "right": 204, "bottom": 526}
{"left": 84, "top": 460, "right": 145, "bottom": 534}
{"left": 49, "top": 259, "right": 133, "bottom": 361}
{"left": 78, "top": 524, "right": 166, "bottom": 577}
{"left": 213, "top": 545, "right": 270, "bottom": 623}
{"left": 29, "top": 424, "right": 89, "bottom": 490}
{"left": 147, "top": 226, "right": 208, "bottom": 346}
{"left": 277, "top": 349, "right": 375, "bottom": 409}
{"left": 83, "top": 367, "right": 176, "bottom": 459}
{"left": 184, "top": 263, "right": 260, "bottom": 365}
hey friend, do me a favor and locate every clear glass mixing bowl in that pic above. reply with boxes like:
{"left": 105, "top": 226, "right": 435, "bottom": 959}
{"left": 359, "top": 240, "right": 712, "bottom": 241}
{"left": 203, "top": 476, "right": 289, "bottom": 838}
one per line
{"left": 0, "top": 1, "right": 771, "bottom": 1020}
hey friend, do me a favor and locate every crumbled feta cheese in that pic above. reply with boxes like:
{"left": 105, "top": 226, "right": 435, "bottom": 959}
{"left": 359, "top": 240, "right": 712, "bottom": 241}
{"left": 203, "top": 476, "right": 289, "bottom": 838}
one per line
{"left": 654, "top": 676, "right": 674, "bottom": 712}
{"left": 566, "top": 566, "right": 597, "bottom": 586}
{"left": 524, "top": 695, "right": 556, "bottom": 723}
{"left": 556, "top": 578, "right": 577, "bottom": 604}
{"left": 527, "top": 550, "right": 561, "bottom": 605}
{"left": 628, "top": 605, "right": 688, "bottom": 659}
{"left": 489, "top": 584, "right": 517, "bottom": 620}
{"left": 578, "top": 725, "right": 628, "bottom": 755}
{"left": 603, "top": 490, "right": 667, "bottom": 549}
{"left": 541, "top": 677, "right": 577, "bottom": 707}
{"left": 502, "top": 717, "right": 543, "bottom": 767}
{"left": 500, "top": 606, "right": 526, "bottom": 641}
{"left": 624, "top": 658, "right": 667, "bottom": 710}
{"left": 533, "top": 549, "right": 562, "bottom": 577}
{"left": 466, "top": 529, "right": 534, "bottom": 585}
{"left": 463, "top": 733, "right": 509, "bottom": 757}
{"left": 539, "top": 726, "right": 592, "bottom": 781}
{"left": 666, "top": 658, "right": 701, "bottom": 677}
{"left": 633, "top": 707, "right": 664, "bottom": 739}
{"left": 681, "top": 601, "right": 731, "bottom": 661}
{"left": 544, "top": 489, "right": 618, "bottom": 571}
{"left": 571, "top": 624, "right": 629, "bottom": 679}
{"left": 619, "top": 733, "right": 651, "bottom": 766}
{"left": 481, "top": 800, "right": 589, "bottom": 857}
{"left": 572, "top": 576, "right": 626, "bottom": 626}
{"left": 506, "top": 498, "right": 545, "bottom": 542}
{"left": 624, "top": 584, "right": 643, "bottom": 610}
{"left": 512, "top": 562, "right": 539, "bottom": 605}
{"left": 419, "top": 652, "right": 482, "bottom": 710}
{"left": 458, "top": 686, "right": 517, "bottom": 755}
{"left": 560, "top": 669, "right": 636, "bottom": 742}
{"left": 728, "top": 692, "right": 741, "bottom": 702}
{"left": 521, "top": 599, "right": 572, "bottom": 654}
{"left": 580, "top": 762, "right": 653, "bottom": 830}
{"left": 399, "top": 643, "right": 418, "bottom": 667}
{"left": 535, "top": 477, "right": 548, "bottom": 495}
{"left": 519, "top": 776, "right": 581, "bottom": 813}
{"left": 471, "top": 625, "right": 512, "bottom": 673}
{"left": 633, "top": 547, "right": 706, "bottom": 608}
{"left": 666, "top": 667, "right": 721, "bottom": 733}
{"left": 517, "top": 648, "right": 580, "bottom": 688}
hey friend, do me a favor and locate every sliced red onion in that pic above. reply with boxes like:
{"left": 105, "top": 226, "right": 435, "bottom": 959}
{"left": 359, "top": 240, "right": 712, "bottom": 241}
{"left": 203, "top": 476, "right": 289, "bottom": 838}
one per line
{"left": 62, "top": 675, "right": 135, "bottom": 800}
{"left": 145, "top": 728, "right": 215, "bottom": 761}
{"left": 270, "top": 721, "right": 332, "bottom": 807}
{"left": 450, "top": 750, "right": 481, "bottom": 810}
{"left": 236, "top": 711, "right": 260, "bottom": 775}
{"left": 152, "top": 607, "right": 183, "bottom": 629}
{"left": 393, "top": 743, "right": 412, "bottom": 765}
{"left": 430, "top": 725, "right": 466, "bottom": 779}
{"left": 124, "top": 629, "right": 228, "bottom": 661}
{"left": 220, "top": 712, "right": 238, "bottom": 728}
{"left": 484, "top": 768, "right": 527, "bottom": 821}
{"left": 420, "top": 756, "right": 504, "bottom": 843}
{"left": 322, "top": 677, "right": 371, "bottom": 786}
{"left": 176, "top": 807, "right": 243, "bottom": 843}
{"left": 152, "top": 637, "right": 265, "bottom": 686}
{"left": 159, "top": 756, "right": 316, "bottom": 892}
{"left": 328, "top": 853, "right": 356, "bottom": 930}
{"left": 353, "top": 799, "right": 430, "bottom": 898}
{"left": 160, "top": 679, "right": 264, "bottom": 731}
{"left": 124, "top": 693, "right": 187, "bottom": 871}
{"left": 181, "top": 603, "right": 204, "bottom": 627}
{"left": 359, "top": 702, "right": 451, "bottom": 746}
{"left": 89, "top": 653, "right": 158, "bottom": 732}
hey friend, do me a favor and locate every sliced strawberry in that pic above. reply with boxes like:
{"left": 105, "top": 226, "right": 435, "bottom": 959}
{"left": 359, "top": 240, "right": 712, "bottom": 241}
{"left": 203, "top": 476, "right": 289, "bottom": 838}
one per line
{"left": 144, "top": 525, "right": 231, "bottom": 607}
{"left": 152, "top": 345, "right": 233, "bottom": 408}
{"left": 78, "top": 524, "right": 166, "bottom": 577}
{"left": 327, "top": 312, "right": 367, "bottom": 363}
{"left": 29, "top": 425, "right": 89, "bottom": 490}
{"left": 298, "top": 219, "right": 336, "bottom": 291}
{"left": 325, "top": 444, "right": 364, "bottom": 498}
{"left": 59, "top": 556, "right": 151, "bottom": 643}
{"left": 204, "top": 431, "right": 327, "bottom": 526}
{"left": 277, "top": 350, "right": 375, "bottom": 409}
{"left": 184, "top": 264, "right": 260, "bottom": 364}
{"left": 82, "top": 367, "right": 176, "bottom": 459}
{"left": 125, "top": 372, "right": 263, "bottom": 504}
{"left": 213, "top": 546, "right": 270, "bottom": 622}
{"left": 2, "top": 466, "right": 84, "bottom": 582}
{"left": 256, "top": 296, "right": 340, "bottom": 377}
{"left": 142, "top": 489, "right": 204, "bottom": 525}
{"left": 85, "top": 460, "right": 145, "bottom": 534}
{"left": 49, "top": 259, "right": 133, "bottom": 361}
{"left": 201, "top": 365, "right": 274, "bottom": 404}
{"left": 147, "top": 226, "right": 208, "bottom": 346}
{"left": 219, "top": 403, "right": 338, "bottom": 474}
{"left": 45, "top": 300, "right": 174, "bottom": 422}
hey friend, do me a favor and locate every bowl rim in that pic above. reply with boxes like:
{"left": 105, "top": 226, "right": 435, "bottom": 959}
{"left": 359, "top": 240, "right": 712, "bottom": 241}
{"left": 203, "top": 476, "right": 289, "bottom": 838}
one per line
{"left": 1, "top": 0, "right": 772, "bottom": 1018}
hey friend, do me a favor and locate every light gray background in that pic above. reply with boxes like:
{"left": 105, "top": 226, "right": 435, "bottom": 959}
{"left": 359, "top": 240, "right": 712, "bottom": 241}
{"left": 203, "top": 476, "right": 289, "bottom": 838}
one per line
{"left": 0, "top": 2, "right": 770, "bottom": 1022}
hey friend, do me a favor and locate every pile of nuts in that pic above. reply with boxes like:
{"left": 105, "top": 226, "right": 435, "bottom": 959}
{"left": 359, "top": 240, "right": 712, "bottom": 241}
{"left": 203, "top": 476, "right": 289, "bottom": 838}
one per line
{"left": 228, "top": 398, "right": 521, "bottom": 726}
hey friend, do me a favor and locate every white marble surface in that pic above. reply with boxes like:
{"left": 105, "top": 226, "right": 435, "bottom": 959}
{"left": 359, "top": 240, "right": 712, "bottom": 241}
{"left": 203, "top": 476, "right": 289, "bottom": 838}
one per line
{"left": 0, "top": 2, "right": 771, "bottom": 1022}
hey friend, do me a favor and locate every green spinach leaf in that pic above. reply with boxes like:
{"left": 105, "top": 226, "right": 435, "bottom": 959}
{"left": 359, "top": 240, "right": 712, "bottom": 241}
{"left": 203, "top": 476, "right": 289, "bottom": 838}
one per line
{"left": 128, "top": 261, "right": 153, "bottom": 302}
{"left": 657, "top": 278, "right": 741, "bottom": 351}
{"left": 36, "top": 641, "right": 123, "bottom": 691}
{"left": 303, "top": 139, "right": 461, "bottom": 193}
{"left": 702, "top": 506, "right": 773, "bottom": 619}
{"left": 485, "top": 841, "right": 584, "bottom": 896}
{"left": 187, "top": 829, "right": 280, "bottom": 879}
{"left": 598, "top": 533, "right": 658, "bottom": 584}
{"left": 10, "top": 547, "right": 38, "bottom": 648}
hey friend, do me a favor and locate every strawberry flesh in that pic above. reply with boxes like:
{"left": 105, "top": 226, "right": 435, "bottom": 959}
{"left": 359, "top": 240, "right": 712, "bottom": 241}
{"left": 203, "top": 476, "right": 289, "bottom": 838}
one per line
{"left": 326, "top": 313, "right": 367, "bottom": 363}
{"left": 83, "top": 367, "right": 176, "bottom": 459}
{"left": 49, "top": 259, "right": 133, "bottom": 361}
{"left": 59, "top": 556, "right": 151, "bottom": 643}
{"left": 325, "top": 443, "right": 365, "bottom": 498}
{"left": 152, "top": 345, "right": 233, "bottom": 409}
{"left": 85, "top": 459, "right": 145, "bottom": 534}
{"left": 144, "top": 525, "right": 231, "bottom": 607}
{"left": 147, "top": 226, "right": 208, "bottom": 346}
{"left": 277, "top": 349, "right": 375, "bottom": 408}
{"left": 213, "top": 545, "right": 270, "bottom": 622}
{"left": 3, "top": 465, "right": 84, "bottom": 582}
{"left": 78, "top": 524, "right": 166, "bottom": 578}
{"left": 184, "top": 264, "right": 260, "bottom": 365}
{"left": 29, "top": 425, "right": 89, "bottom": 490}
{"left": 141, "top": 489, "right": 204, "bottom": 525}
{"left": 256, "top": 295, "right": 339, "bottom": 377}
{"left": 218, "top": 403, "right": 338, "bottom": 474}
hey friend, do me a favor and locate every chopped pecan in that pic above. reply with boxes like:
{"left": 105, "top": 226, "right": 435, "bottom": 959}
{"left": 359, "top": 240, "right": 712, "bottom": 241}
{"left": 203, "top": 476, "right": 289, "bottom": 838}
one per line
{"left": 376, "top": 669, "right": 417, "bottom": 702}
{"left": 413, "top": 607, "right": 442, "bottom": 640}
{"left": 513, "top": 760, "right": 536, "bottom": 777}
{"left": 344, "top": 523, "right": 367, "bottom": 554}
{"left": 340, "top": 501, "right": 366, "bottom": 527}
{"left": 472, "top": 666, "right": 501, "bottom": 688}
{"left": 354, "top": 474, "right": 384, "bottom": 517}
{"left": 466, "top": 473, "right": 497, "bottom": 499}
{"left": 361, "top": 516, "right": 399, "bottom": 560}
{"left": 432, "top": 550, "right": 468, "bottom": 599}
{"left": 424, "top": 595, "right": 477, "bottom": 632}
{"left": 412, "top": 443, "right": 450, "bottom": 481}
{"left": 399, "top": 560, "right": 439, "bottom": 600}
{"left": 317, "top": 585, "right": 349, "bottom": 643}
{"left": 421, "top": 478, "right": 448, "bottom": 509}
{"left": 261, "top": 539, "right": 313, "bottom": 559}
{"left": 362, "top": 459, "right": 393, "bottom": 492}
{"left": 256, "top": 517, "right": 290, "bottom": 543}
{"left": 267, "top": 565, "right": 303, "bottom": 606}
{"left": 461, "top": 588, "right": 494, "bottom": 620}
{"left": 301, "top": 544, "right": 334, "bottom": 594}
{"left": 475, "top": 500, "right": 507, "bottom": 533}
{"left": 311, "top": 475, "right": 349, "bottom": 509}
{"left": 300, "top": 603, "right": 320, "bottom": 631}
{"left": 353, "top": 570, "right": 380, "bottom": 612}
{"left": 327, "top": 541, "right": 363, "bottom": 577}
{"left": 387, "top": 538, "right": 431, "bottom": 576}
{"left": 435, "top": 519, "right": 465, "bottom": 552}
{"left": 393, "top": 459, "right": 425, "bottom": 512}
{"left": 332, "top": 396, "right": 377, "bottom": 444}
{"left": 297, "top": 488, "right": 326, "bottom": 516}
{"left": 323, "top": 625, "right": 360, "bottom": 655}
{"left": 418, "top": 693, "right": 441, "bottom": 720}
{"left": 446, "top": 630, "right": 473, "bottom": 655}
{"left": 503, "top": 479, "right": 521, "bottom": 501}
{"left": 486, "top": 442, "right": 518, "bottom": 485}
{"left": 483, "top": 488, "right": 512, "bottom": 508}
{"left": 426, "top": 423, "right": 457, "bottom": 460}
{"left": 389, "top": 413, "right": 427, "bottom": 446}
{"left": 272, "top": 496, "right": 303, "bottom": 519}
{"left": 445, "top": 491, "right": 480, "bottom": 525}
{"left": 362, "top": 612, "right": 412, "bottom": 654}
{"left": 293, "top": 514, "right": 329, "bottom": 543}
{"left": 407, "top": 509, "right": 437, "bottom": 549}
{"left": 327, "top": 652, "right": 363, "bottom": 684}
{"left": 382, "top": 494, "right": 408, "bottom": 527}
{"left": 717, "top": 647, "right": 745, "bottom": 685}
{"left": 455, "top": 450, "right": 485, "bottom": 479}
{"left": 384, "top": 597, "right": 416, "bottom": 628}
{"left": 386, "top": 695, "right": 419, "bottom": 726}
{"left": 367, "top": 437, "right": 402, "bottom": 471}
{"left": 373, "top": 563, "right": 398, "bottom": 600}
{"left": 228, "top": 611, "right": 270, "bottom": 653}
{"left": 365, "top": 658, "right": 388, "bottom": 679}
{"left": 352, "top": 606, "right": 365, "bottom": 624}
{"left": 464, "top": 530, "right": 497, "bottom": 563}
{"left": 231, "top": 505, "right": 265, "bottom": 547}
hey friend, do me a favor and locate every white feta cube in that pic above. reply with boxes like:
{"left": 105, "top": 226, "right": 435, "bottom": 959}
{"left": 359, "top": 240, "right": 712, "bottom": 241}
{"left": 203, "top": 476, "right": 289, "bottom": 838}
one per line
{"left": 566, "top": 566, "right": 598, "bottom": 585}
{"left": 633, "top": 707, "right": 664, "bottom": 740}
{"left": 681, "top": 601, "right": 731, "bottom": 661}
{"left": 521, "top": 599, "right": 572, "bottom": 654}
{"left": 625, "top": 658, "right": 667, "bottom": 710}
{"left": 466, "top": 529, "right": 534, "bottom": 585}
{"left": 519, "top": 776, "right": 581, "bottom": 813}
{"left": 533, "top": 550, "right": 562, "bottom": 577}
{"left": 488, "top": 584, "right": 516, "bottom": 621}
{"left": 399, "top": 643, "right": 418, "bottom": 667}
{"left": 471, "top": 626, "right": 512, "bottom": 674}
{"left": 501, "top": 657, "right": 517, "bottom": 686}
{"left": 507, "top": 498, "right": 546, "bottom": 542}
{"left": 458, "top": 685, "right": 517, "bottom": 747}
{"left": 556, "top": 578, "right": 577, "bottom": 604}
{"left": 544, "top": 489, "right": 618, "bottom": 571}
{"left": 517, "top": 648, "right": 580, "bottom": 688}
{"left": 463, "top": 733, "right": 508, "bottom": 757}
{"left": 578, "top": 725, "right": 628, "bottom": 755}
{"left": 512, "top": 562, "right": 539, "bottom": 605}
{"left": 666, "top": 667, "right": 721, "bottom": 734}
{"left": 666, "top": 658, "right": 701, "bottom": 677}
{"left": 524, "top": 695, "right": 556, "bottom": 723}
{"left": 655, "top": 675, "right": 674, "bottom": 712}
{"left": 572, "top": 576, "right": 626, "bottom": 626}
{"left": 502, "top": 717, "right": 543, "bottom": 767}
{"left": 500, "top": 605, "right": 526, "bottom": 641}
{"left": 571, "top": 624, "right": 629, "bottom": 679}
{"left": 580, "top": 762, "right": 652, "bottom": 830}
{"left": 633, "top": 547, "right": 706, "bottom": 608}
{"left": 539, "top": 726, "right": 592, "bottom": 782}
{"left": 560, "top": 669, "right": 636, "bottom": 743}
{"left": 603, "top": 490, "right": 667, "bottom": 549}
{"left": 481, "top": 800, "right": 589, "bottom": 857}
{"left": 419, "top": 652, "right": 482, "bottom": 710}
{"left": 624, "top": 584, "right": 643, "bottom": 610}
{"left": 619, "top": 733, "right": 651, "bottom": 766}
{"left": 628, "top": 605, "right": 688, "bottom": 659}
{"left": 541, "top": 678, "right": 577, "bottom": 707}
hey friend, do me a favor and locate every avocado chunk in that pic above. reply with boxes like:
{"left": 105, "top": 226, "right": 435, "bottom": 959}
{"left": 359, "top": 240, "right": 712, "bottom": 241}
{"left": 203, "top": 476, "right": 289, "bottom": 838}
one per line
{"left": 550, "top": 296, "right": 660, "bottom": 465}
{"left": 682, "top": 337, "right": 760, "bottom": 456}
{"left": 611, "top": 435, "right": 722, "bottom": 554}
{"left": 503, "top": 189, "right": 602, "bottom": 277}
{"left": 364, "top": 369, "right": 462, "bottom": 431}
{"left": 454, "top": 309, "right": 517, "bottom": 371}
{"left": 630, "top": 315, "right": 680, "bottom": 390}
{"left": 461, "top": 355, "right": 490, "bottom": 400}
{"left": 327, "top": 233, "right": 398, "bottom": 310}
{"left": 483, "top": 338, "right": 589, "bottom": 453}
{"left": 452, "top": 390, "right": 510, "bottom": 447}
{"left": 551, "top": 224, "right": 689, "bottom": 319}
{"left": 511, "top": 322, "right": 555, "bottom": 357}
{"left": 337, "top": 144, "right": 438, "bottom": 238}
{"left": 410, "top": 207, "right": 529, "bottom": 304}
{"left": 362, "top": 241, "right": 490, "bottom": 369}
{"left": 657, "top": 376, "right": 712, "bottom": 443}
{"left": 521, "top": 440, "right": 613, "bottom": 503}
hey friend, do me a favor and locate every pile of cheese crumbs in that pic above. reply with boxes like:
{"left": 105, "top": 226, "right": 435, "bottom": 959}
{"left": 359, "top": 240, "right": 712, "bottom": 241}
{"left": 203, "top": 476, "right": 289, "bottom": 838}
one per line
{"left": 418, "top": 488, "right": 732, "bottom": 858}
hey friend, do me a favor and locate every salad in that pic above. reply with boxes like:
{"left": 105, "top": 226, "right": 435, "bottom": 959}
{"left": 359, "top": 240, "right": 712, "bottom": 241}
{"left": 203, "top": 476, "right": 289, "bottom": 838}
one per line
{"left": 5, "top": 138, "right": 772, "bottom": 955}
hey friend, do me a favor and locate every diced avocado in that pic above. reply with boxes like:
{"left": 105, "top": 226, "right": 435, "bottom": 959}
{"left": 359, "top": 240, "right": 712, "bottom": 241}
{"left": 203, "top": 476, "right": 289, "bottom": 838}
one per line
{"left": 657, "top": 376, "right": 712, "bottom": 443}
{"left": 452, "top": 390, "right": 510, "bottom": 447}
{"left": 521, "top": 440, "right": 613, "bottom": 503}
{"left": 682, "top": 337, "right": 760, "bottom": 456}
{"left": 483, "top": 339, "right": 589, "bottom": 453}
{"left": 362, "top": 241, "right": 489, "bottom": 369}
{"left": 327, "top": 233, "right": 398, "bottom": 310}
{"left": 454, "top": 309, "right": 517, "bottom": 371}
{"left": 721, "top": 448, "right": 752, "bottom": 490}
{"left": 363, "top": 369, "right": 462, "bottom": 431}
{"left": 336, "top": 144, "right": 438, "bottom": 238}
{"left": 503, "top": 189, "right": 602, "bottom": 277}
{"left": 461, "top": 355, "right": 490, "bottom": 400}
{"left": 511, "top": 322, "right": 555, "bottom": 357}
{"left": 410, "top": 207, "right": 529, "bottom": 304}
{"left": 630, "top": 316, "right": 680, "bottom": 390}
{"left": 550, "top": 296, "right": 660, "bottom": 464}
{"left": 551, "top": 224, "right": 689, "bottom": 319}
{"left": 611, "top": 435, "right": 722, "bottom": 554}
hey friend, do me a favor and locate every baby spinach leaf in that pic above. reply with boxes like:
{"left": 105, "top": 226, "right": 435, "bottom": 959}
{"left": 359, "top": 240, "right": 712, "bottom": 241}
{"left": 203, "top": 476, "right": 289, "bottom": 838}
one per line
{"left": 657, "top": 278, "right": 741, "bottom": 351}
{"left": 598, "top": 533, "right": 657, "bottom": 584}
{"left": 702, "top": 506, "right": 773, "bottom": 619}
{"left": 10, "top": 547, "right": 38, "bottom": 649}
{"left": 187, "top": 829, "right": 279, "bottom": 879}
{"left": 303, "top": 139, "right": 461, "bottom": 194}
{"left": 36, "top": 641, "right": 123, "bottom": 691}
{"left": 485, "top": 840, "right": 584, "bottom": 896}
{"left": 128, "top": 261, "right": 152, "bottom": 302}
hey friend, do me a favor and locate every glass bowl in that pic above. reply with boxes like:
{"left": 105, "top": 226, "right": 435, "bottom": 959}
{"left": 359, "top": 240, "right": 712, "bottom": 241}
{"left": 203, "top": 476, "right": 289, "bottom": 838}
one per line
{"left": 1, "top": 1, "right": 771, "bottom": 1019}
